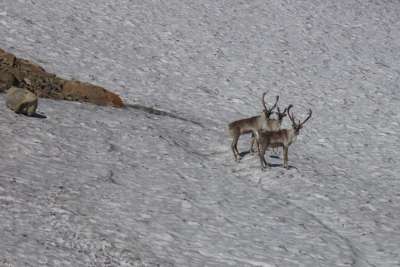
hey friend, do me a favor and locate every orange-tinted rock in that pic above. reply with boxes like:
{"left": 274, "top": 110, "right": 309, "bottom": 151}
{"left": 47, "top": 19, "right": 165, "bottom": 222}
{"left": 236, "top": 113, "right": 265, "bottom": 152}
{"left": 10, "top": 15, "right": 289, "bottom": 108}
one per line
{"left": 15, "top": 58, "right": 47, "bottom": 75}
{"left": 0, "top": 48, "right": 16, "bottom": 66}
{"left": 0, "top": 48, "right": 124, "bottom": 108}
{"left": 63, "top": 81, "right": 124, "bottom": 107}
{"left": 0, "top": 69, "right": 18, "bottom": 92}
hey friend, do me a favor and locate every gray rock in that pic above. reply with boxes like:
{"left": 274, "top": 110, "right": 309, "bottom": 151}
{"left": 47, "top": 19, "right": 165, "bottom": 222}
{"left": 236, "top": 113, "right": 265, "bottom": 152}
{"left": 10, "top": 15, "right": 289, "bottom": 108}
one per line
{"left": 6, "top": 86, "right": 38, "bottom": 116}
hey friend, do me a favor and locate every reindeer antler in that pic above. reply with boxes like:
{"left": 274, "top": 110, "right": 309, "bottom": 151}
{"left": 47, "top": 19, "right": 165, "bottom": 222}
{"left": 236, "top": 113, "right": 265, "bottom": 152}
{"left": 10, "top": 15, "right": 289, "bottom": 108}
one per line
{"left": 262, "top": 92, "right": 268, "bottom": 111}
{"left": 262, "top": 92, "right": 279, "bottom": 116}
{"left": 277, "top": 104, "right": 292, "bottom": 120}
{"left": 284, "top": 104, "right": 292, "bottom": 114}
{"left": 300, "top": 109, "right": 312, "bottom": 126}
{"left": 280, "top": 104, "right": 292, "bottom": 116}
{"left": 287, "top": 104, "right": 295, "bottom": 124}
{"left": 270, "top": 95, "right": 279, "bottom": 113}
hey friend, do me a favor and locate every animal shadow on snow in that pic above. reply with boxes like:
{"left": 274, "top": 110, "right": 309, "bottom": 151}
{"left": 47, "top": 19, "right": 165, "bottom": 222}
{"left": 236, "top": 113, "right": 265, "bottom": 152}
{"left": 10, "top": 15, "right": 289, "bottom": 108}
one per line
{"left": 268, "top": 163, "right": 298, "bottom": 170}
{"left": 238, "top": 151, "right": 297, "bottom": 170}
{"left": 239, "top": 150, "right": 252, "bottom": 158}
{"left": 239, "top": 150, "right": 280, "bottom": 159}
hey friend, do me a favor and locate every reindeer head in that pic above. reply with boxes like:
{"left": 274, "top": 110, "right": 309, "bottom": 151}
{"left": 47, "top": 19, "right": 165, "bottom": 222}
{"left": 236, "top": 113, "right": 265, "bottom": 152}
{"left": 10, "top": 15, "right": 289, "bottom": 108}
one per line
{"left": 276, "top": 104, "right": 292, "bottom": 123}
{"left": 261, "top": 92, "right": 279, "bottom": 119}
{"left": 287, "top": 105, "right": 312, "bottom": 134}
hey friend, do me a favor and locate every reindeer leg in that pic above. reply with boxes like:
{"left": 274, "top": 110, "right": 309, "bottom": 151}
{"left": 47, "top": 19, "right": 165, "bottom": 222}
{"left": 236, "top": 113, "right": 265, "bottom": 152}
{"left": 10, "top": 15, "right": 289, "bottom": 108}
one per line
{"left": 283, "top": 146, "right": 289, "bottom": 169}
{"left": 263, "top": 156, "right": 269, "bottom": 168}
{"left": 249, "top": 133, "right": 255, "bottom": 153}
{"left": 254, "top": 130, "right": 261, "bottom": 154}
{"left": 259, "top": 147, "right": 269, "bottom": 170}
{"left": 235, "top": 137, "right": 241, "bottom": 160}
{"left": 231, "top": 135, "right": 240, "bottom": 162}
{"left": 264, "top": 148, "right": 270, "bottom": 167}
{"left": 259, "top": 149, "right": 265, "bottom": 170}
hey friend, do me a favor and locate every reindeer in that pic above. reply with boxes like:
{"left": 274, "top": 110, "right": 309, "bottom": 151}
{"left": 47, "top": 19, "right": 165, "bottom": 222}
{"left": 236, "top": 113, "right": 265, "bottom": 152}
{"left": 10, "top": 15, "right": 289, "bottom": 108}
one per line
{"left": 249, "top": 104, "right": 292, "bottom": 154}
{"left": 257, "top": 105, "right": 312, "bottom": 169}
{"left": 228, "top": 92, "right": 279, "bottom": 161}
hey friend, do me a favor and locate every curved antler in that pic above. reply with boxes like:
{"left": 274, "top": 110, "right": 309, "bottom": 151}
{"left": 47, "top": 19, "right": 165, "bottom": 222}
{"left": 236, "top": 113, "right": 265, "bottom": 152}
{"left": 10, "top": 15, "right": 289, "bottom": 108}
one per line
{"left": 287, "top": 104, "right": 295, "bottom": 124}
{"left": 277, "top": 104, "right": 291, "bottom": 119}
{"left": 300, "top": 109, "right": 312, "bottom": 126}
{"left": 269, "top": 95, "right": 279, "bottom": 113}
{"left": 262, "top": 92, "right": 268, "bottom": 111}
{"left": 262, "top": 92, "right": 279, "bottom": 113}
{"left": 283, "top": 104, "right": 293, "bottom": 114}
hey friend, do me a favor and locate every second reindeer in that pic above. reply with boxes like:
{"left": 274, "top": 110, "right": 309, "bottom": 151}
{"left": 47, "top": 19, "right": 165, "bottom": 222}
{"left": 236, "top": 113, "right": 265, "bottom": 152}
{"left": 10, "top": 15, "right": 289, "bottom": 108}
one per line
{"left": 257, "top": 105, "right": 312, "bottom": 170}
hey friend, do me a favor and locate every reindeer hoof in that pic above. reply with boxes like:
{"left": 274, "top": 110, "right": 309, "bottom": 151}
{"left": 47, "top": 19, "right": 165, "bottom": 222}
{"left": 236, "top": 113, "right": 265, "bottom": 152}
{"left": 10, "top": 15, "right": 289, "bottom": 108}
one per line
{"left": 261, "top": 165, "right": 270, "bottom": 171}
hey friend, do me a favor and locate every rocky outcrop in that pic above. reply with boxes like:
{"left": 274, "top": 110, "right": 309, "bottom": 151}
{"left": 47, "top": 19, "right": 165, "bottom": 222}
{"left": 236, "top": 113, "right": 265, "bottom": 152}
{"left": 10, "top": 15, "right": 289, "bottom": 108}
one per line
{"left": 62, "top": 80, "right": 124, "bottom": 107}
{"left": 0, "top": 70, "right": 18, "bottom": 92}
{"left": 6, "top": 86, "right": 38, "bottom": 116}
{"left": 0, "top": 48, "right": 124, "bottom": 108}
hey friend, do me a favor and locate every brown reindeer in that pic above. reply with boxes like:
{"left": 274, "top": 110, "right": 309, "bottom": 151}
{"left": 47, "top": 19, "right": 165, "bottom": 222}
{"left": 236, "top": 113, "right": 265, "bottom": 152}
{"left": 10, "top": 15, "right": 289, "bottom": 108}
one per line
{"left": 257, "top": 106, "right": 312, "bottom": 169}
{"left": 249, "top": 104, "right": 292, "bottom": 153}
{"left": 228, "top": 92, "right": 279, "bottom": 161}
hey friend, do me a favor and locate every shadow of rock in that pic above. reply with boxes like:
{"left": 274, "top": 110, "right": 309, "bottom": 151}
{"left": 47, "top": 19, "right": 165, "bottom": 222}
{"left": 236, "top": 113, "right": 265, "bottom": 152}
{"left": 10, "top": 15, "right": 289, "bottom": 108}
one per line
{"left": 30, "top": 112, "right": 47, "bottom": 119}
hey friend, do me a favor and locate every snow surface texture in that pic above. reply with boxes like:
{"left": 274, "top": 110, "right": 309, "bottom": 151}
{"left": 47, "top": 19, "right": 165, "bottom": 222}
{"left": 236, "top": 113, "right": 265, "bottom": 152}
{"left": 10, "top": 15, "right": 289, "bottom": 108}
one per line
{"left": 1, "top": 0, "right": 400, "bottom": 266}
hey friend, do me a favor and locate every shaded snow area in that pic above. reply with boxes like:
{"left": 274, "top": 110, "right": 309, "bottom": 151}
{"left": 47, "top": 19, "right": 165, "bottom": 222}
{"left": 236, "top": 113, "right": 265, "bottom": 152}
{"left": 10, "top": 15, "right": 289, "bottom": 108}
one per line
{"left": 1, "top": 0, "right": 400, "bottom": 266}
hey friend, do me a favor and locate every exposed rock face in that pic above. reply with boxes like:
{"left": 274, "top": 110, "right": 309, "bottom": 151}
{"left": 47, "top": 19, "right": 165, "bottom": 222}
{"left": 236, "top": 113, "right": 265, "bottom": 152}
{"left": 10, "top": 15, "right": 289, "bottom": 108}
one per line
{"left": 0, "top": 70, "right": 18, "bottom": 92}
{"left": 63, "top": 80, "right": 124, "bottom": 107}
{"left": 6, "top": 86, "right": 38, "bottom": 116}
{"left": 0, "top": 48, "right": 124, "bottom": 108}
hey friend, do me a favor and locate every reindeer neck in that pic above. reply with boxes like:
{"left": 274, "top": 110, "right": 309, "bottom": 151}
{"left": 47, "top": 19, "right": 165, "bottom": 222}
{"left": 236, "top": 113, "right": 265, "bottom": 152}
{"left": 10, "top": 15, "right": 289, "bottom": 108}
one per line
{"left": 258, "top": 112, "right": 268, "bottom": 127}
{"left": 287, "top": 128, "right": 298, "bottom": 145}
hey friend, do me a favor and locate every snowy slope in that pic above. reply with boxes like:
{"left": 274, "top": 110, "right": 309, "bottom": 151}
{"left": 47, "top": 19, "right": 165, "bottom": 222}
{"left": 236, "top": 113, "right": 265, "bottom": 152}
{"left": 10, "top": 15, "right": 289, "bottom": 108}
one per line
{"left": 1, "top": 0, "right": 400, "bottom": 266}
